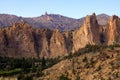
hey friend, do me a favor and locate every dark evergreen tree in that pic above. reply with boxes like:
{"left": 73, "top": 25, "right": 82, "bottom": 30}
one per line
{"left": 41, "top": 56, "right": 46, "bottom": 69}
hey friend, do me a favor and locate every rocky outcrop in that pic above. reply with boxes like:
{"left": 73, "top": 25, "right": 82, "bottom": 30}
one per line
{"left": 72, "top": 13, "right": 100, "bottom": 52}
{"left": 107, "top": 15, "right": 120, "bottom": 45}
{"left": 0, "top": 21, "right": 37, "bottom": 57}
{"left": 50, "top": 29, "right": 67, "bottom": 57}
{"left": 0, "top": 21, "right": 68, "bottom": 58}
{"left": 1, "top": 13, "right": 120, "bottom": 58}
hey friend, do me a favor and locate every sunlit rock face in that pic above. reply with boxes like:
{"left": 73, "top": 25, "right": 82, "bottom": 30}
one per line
{"left": 107, "top": 15, "right": 120, "bottom": 45}
{"left": 72, "top": 13, "right": 100, "bottom": 52}
{"left": 0, "top": 21, "right": 68, "bottom": 58}
{"left": 0, "top": 22, "right": 36, "bottom": 57}
{"left": 1, "top": 13, "right": 120, "bottom": 58}
{"left": 50, "top": 29, "right": 67, "bottom": 57}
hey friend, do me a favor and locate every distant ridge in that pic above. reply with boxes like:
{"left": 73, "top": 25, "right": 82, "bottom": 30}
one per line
{"left": 0, "top": 13, "right": 110, "bottom": 31}
{"left": 97, "top": 13, "right": 110, "bottom": 25}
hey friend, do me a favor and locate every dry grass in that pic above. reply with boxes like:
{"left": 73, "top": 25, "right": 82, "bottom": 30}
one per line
{"left": 39, "top": 49, "right": 120, "bottom": 80}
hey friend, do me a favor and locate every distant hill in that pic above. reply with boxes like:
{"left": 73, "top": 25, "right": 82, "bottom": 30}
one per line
{"left": 97, "top": 13, "right": 110, "bottom": 25}
{"left": 0, "top": 13, "right": 110, "bottom": 31}
{"left": 32, "top": 14, "right": 81, "bottom": 31}
{"left": 0, "top": 14, "right": 22, "bottom": 27}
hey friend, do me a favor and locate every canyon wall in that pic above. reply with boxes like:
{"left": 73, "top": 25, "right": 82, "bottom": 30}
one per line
{"left": 0, "top": 13, "right": 120, "bottom": 58}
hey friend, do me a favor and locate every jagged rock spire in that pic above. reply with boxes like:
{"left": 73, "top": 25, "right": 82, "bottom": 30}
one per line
{"left": 107, "top": 15, "right": 120, "bottom": 44}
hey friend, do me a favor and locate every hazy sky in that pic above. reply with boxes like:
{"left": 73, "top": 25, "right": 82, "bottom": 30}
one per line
{"left": 0, "top": 0, "right": 119, "bottom": 18}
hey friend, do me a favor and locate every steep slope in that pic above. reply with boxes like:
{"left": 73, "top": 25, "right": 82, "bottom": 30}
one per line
{"left": 72, "top": 13, "right": 100, "bottom": 53}
{"left": 39, "top": 48, "right": 120, "bottom": 80}
{"left": 0, "top": 21, "right": 68, "bottom": 58}
{"left": 107, "top": 15, "right": 120, "bottom": 44}
{"left": 0, "top": 21, "right": 36, "bottom": 57}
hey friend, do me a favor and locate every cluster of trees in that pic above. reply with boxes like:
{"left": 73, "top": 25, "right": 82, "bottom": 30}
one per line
{"left": 0, "top": 57, "right": 35, "bottom": 71}
{"left": 63, "top": 44, "right": 120, "bottom": 60}
{"left": 0, "top": 44, "right": 120, "bottom": 78}
{"left": 0, "top": 56, "right": 60, "bottom": 76}
{"left": 84, "top": 44, "right": 120, "bottom": 53}
{"left": 59, "top": 74, "right": 70, "bottom": 80}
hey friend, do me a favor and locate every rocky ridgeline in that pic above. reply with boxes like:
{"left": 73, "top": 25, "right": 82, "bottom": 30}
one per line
{"left": 0, "top": 13, "right": 120, "bottom": 58}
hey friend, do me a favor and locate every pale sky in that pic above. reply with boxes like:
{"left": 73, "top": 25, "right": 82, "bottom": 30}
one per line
{"left": 0, "top": 0, "right": 119, "bottom": 18}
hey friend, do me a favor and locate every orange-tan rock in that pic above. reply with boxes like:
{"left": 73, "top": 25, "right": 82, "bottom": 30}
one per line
{"left": 0, "top": 13, "right": 120, "bottom": 58}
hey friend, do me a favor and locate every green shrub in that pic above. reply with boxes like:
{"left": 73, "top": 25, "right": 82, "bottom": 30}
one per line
{"left": 17, "top": 74, "right": 33, "bottom": 80}
{"left": 82, "top": 56, "right": 88, "bottom": 63}
{"left": 96, "top": 65, "right": 101, "bottom": 71}
{"left": 76, "top": 75, "right": 80, "bottom": 80}
{"left": 59, "top": 74, "right": 70, "bottom": 80}
{"left": 0, "top": 68, "right": 23, "bottom": 76}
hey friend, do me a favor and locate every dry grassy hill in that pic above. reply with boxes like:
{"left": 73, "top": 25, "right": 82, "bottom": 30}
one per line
{"left": 38, "top": 47, "right": 120, "bottom": 80}
{"left": 0, "top": 45, "right": 120, "bottom": 80}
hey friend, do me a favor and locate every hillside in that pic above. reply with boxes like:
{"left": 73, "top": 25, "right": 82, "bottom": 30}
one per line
{"left": 39, "top": 47, "right": 120, "bottom": 80}
{"left": 97, "top": 13, "right": 110, "bottom": 25}
{"left": 0, "top": 13, "right": 109, "bottom": 31}
{"left": 0, "top": 45, "right": 120, "bottom": 80}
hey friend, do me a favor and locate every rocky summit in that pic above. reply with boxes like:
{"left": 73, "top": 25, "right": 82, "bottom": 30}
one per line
{"left": 0, "top": 13, "right": 120, "bottom": 58}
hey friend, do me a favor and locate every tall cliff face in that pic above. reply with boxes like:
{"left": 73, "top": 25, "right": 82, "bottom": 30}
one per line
{"left": 1, "top": 13, "right": 120, "bottom": 58}
{"left": 32, "top": 28, "right": 53, "bottom": 58}
{"left": 107, "top": 15, "right": 120, "bottom": 45}
{"left": 72, "top": 13, "right": 100, "bottom": 52}
{"left": 0, "top": 21, "right": 68, "bottom": 58}
{"left": 0, "top": 22, "right": 37, "bottom": 57}
{"left": 83, "top": 13, "right": 100, "bottom": 44}
{"left": 50, "top": 29, "right": 67, "bottom": 57}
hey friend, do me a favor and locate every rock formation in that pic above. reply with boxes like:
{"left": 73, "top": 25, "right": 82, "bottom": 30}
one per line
{"left": 0, "top": 21, "right": 68, "bottom": 58}
{"left": 72, "top": 13, "right": 100, "bottom": 52}
{"left": 0, "top": 13, "right": 120, "bottom": 58}
{"left": 107, "top": 15, "right": 120, "bottom": 44}
{"left": 50, "top": 29, "right": 67, "bottom": 57}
